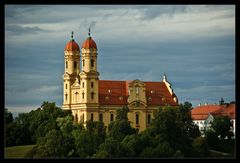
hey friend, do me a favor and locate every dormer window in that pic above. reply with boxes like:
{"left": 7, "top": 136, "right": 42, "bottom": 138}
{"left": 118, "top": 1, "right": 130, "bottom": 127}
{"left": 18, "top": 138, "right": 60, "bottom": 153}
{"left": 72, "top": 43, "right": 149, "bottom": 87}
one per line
{"left": 150, "top": 90, "right": 154, "bottom": 94}
{"left": 108, "top": 89, "right": 111, "bottom": 93}
{"left": 119, "top": 96, "right": 123, "bottom": 100}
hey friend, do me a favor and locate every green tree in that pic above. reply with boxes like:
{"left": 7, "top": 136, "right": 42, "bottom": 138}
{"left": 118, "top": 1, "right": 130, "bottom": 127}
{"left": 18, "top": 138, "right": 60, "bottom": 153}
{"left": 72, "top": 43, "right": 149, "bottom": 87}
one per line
{"left": 108, "top": 106, "right": 137, "bottom": 141}
{"left": 148, "top": 106, "right": 193, "bottom": 156}
{"left": 177, "top": 102, "right": 201, "bottom": 139}
{"left": 31, "top": 129, "right": 75, "bottom": 158}
{"left": 95, "top": 137, "right": 123, "bottom": 158}
{"left": 192, "top": 137, "right": 210, "bottom": 157}
{"left": 211, "top": 116, "right": 233, "bottom": 140}
{"left": 5, "top": 108, "right": 13, "bottom": 124}
{"left": 72, "top": 121, "right": 106, "bottom": 157}
{"left": 204, "top": 130, "right": 219, "bottom": 148}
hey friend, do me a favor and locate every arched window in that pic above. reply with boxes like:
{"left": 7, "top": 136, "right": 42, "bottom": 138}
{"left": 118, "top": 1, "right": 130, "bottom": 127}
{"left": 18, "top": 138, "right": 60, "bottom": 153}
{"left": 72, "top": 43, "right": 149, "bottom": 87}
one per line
{"left": 82, "top": 92, "right": 85, "bottom": 99}
{"left": 147, "top": 114, "right": 151, "bottom": 125}
{"left": 110, "top": 113, "right": 114, "bottom": 122}
{"left": 65, "top": 94, "right": 68, "bottom": 101}
{"left": 74, "top": 61, "right": 77, "bottom": 69}
{"left": 75, "top": 114, "right": 78, "bottom": 123}
{"left": 82, "top": 82, "right": 84, "bottom": 88}
{"left": 99, "top": 113, "right": 103, "bottom": 122}
{"left": 65, "top": 84, "right": 67, "bottom": 89}
{"left": 91, "top": 82, "right": 94, "bottom": 88}
{"left": 83, "top": 59, "right": 85, "bottom": 67}
{"left": 82, "top": 114, "right": 85, "bottom": 123}
{"left": 91, "top": 59, "right": 94, "bottom": 68}
{"left": 136, "top": 113, "right": 139, "bottom": 125}
{"left": 75, "top": 92, "right": 78, "bottom": 103}
{"left": 91, "top": 92, "right": 94, "bottom": 100}
{"left": 66, "top": 61, "right": 68, "bottom": 69}
{"left": 91, "top": 113, "right": 94, "bottom": 122}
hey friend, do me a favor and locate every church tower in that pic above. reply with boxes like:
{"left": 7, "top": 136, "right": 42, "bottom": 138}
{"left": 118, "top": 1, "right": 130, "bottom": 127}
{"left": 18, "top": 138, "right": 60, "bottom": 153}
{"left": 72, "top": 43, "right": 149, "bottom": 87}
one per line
{"left": 62, "top": 32, "right": 80, "bottom": 109}
{"left": 80, "top": 28, "right": 99, "bottom": 105}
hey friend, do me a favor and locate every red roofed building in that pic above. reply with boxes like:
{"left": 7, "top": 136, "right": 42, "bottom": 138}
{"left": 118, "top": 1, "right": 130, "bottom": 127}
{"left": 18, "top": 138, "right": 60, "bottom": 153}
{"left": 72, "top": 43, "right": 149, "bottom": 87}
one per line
{"left": 62, "top": 30, "right": 178, "bottom": 131}
{"left": 191, "top": 103, "right": 235, "bottom": 136}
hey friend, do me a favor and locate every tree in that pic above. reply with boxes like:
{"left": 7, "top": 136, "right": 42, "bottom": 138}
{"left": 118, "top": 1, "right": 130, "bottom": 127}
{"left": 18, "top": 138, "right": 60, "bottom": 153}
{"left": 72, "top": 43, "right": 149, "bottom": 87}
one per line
{"left": 31, "top": 129, "right": 75, "bottom": 158}
{"left": 5, "top": 108, "right": 13, "bottom": 124}
{"left": 177, "top": 102, "right": 201, "bottom": 139}
{"left": 204, "top": 130, "right": 219, "bottom": 148}
{"left": 192, "top": 137, "right": 210, "bottom": 157}
{"left": 148, "top": 106, "right": 193, "bottom": 156}
{"left": 72, "top": 121, "right": 106, "bottom": 157}
{"left": 95, "top": 137, "right": 123, "bottom": 158}
{"left": 211, "top": 116, "right": 233, "bottom": 140}
{"left": 108, "top": 106, "right": 137, "bottom": 141}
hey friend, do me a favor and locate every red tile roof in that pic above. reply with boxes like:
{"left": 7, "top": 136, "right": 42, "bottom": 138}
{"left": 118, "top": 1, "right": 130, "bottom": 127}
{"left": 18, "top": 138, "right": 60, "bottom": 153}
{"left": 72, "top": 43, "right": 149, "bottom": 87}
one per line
{"left": 65, "top": 40, "right": 80, "bottom": 51}
{"left": 99, "top": 80, "right": 178, "bottom": 106}
{"left": 191, "top": 104, "right": 235, "bottom": 120}
{"left": 82, "top": 37, "right": 97, "bottom": 49}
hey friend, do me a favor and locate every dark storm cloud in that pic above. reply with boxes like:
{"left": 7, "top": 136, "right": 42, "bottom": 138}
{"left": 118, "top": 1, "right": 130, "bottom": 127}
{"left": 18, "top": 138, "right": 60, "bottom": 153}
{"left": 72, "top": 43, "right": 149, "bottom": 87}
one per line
{"left": 5, "top": 5, "right": 235, "bottom": 112}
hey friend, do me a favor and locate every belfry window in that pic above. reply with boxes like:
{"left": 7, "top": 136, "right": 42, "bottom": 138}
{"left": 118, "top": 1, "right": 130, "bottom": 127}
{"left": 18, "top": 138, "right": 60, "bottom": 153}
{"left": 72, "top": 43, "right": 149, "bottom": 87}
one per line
{"left": 91, "top": 59, "right": 94, "bottom": 68}
{"left": 74, "top": 61, "right": 77, "bottom": 69}
{"left": 91, "top": 92, "right": 94, "bottom": 100}
{"left": 66, "top": 61, "right": 68, "bottom": 69}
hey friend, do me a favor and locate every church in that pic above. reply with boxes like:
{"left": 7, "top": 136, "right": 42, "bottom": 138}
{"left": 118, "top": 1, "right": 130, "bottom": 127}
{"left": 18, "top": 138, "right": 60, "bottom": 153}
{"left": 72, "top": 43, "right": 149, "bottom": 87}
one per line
{"left": 62, "top": 30, "right": 179, "bottom": 131}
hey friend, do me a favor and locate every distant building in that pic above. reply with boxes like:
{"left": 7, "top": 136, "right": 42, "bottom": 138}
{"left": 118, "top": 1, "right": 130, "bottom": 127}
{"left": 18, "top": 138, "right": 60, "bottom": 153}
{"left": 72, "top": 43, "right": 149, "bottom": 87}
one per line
{"left": 191, "top": 103, "right": 235, "bottom": 137}
{"left": 62, "top": 30, "right": 179, "bottom": 131}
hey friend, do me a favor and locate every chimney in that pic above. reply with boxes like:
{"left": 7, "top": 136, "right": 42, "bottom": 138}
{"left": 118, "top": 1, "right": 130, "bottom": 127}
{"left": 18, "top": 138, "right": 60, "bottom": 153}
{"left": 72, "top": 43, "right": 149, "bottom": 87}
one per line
{"left": 198, "top": 103, "right": 201, "bottom": 106}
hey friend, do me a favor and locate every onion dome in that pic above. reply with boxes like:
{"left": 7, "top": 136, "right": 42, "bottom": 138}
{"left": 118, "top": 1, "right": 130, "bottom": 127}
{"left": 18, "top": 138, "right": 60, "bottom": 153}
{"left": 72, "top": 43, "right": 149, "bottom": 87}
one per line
{"left": 65, "top": 31, "right": 80, "bottom": 51}
{"left": 81, "top": 28, "right": 97, "bottom": 50}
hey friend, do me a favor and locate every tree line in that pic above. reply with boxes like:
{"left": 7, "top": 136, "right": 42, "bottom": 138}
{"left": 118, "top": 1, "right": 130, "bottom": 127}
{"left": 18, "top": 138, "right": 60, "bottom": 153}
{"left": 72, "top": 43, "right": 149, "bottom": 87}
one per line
{"left": 5, "top": 101, "right": 234, "bottom": 158}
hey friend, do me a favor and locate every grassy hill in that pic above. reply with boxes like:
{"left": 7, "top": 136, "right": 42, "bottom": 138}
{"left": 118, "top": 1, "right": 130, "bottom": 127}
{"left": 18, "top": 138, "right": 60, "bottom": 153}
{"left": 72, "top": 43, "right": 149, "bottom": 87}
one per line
{"left": 5, "top": 145, "right": 34, "bottom": 158}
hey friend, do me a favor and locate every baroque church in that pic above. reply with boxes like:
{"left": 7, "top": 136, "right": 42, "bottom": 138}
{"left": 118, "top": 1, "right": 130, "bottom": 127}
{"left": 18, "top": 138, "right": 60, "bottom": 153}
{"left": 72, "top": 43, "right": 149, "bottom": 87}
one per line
{"left": 62, "top": 30, "right": 179, "bottom": 131}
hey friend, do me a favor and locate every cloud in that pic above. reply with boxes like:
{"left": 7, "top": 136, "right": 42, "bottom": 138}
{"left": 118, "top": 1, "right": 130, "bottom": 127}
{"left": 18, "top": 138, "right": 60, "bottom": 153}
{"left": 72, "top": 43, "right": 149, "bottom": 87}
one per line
{"left": 6, "top": 24, "right": 50, "bottom": 35}
{"left": 5, "top": 5, "right": 235, "bottom": 112}
{"left": 175, "top": 85, "right": 235, "bottom": 107}
{"left": 138, "top": 5, "right": 188, "bottom": 20}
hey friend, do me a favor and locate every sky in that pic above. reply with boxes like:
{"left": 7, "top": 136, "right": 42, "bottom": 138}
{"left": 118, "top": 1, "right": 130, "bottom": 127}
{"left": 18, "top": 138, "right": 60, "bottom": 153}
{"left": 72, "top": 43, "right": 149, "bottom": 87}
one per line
{"left": 5, "top": 5, "right": 235, "bottom": 113}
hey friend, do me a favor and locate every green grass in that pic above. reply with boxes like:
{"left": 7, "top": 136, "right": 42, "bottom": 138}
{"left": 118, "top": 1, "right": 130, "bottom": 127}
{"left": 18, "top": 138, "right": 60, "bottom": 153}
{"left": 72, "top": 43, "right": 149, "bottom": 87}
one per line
{"left": 5, "top": 145, "right": 35, "bottom": 158}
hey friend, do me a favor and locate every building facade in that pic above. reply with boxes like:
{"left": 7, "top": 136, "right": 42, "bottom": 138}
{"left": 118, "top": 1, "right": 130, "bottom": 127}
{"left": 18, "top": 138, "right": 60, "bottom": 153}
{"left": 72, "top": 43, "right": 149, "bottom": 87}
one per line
{"left": 62, "top": 31, "right": 179, "bottom": 132}
{"left": 191, "top": 103, "right": 235, "bottom": 137}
